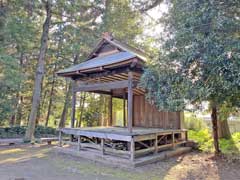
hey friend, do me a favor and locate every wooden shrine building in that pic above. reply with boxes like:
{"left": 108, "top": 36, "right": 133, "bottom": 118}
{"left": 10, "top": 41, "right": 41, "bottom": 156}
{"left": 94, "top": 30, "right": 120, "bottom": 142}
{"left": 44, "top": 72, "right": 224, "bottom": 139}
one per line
{"left": 57, "top": 33, "right": 189, "bottom": 165}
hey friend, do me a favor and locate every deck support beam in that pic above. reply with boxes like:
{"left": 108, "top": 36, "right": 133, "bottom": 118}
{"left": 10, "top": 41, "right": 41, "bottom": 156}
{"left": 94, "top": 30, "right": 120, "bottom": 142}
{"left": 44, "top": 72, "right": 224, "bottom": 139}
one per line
{"left": 172, "top": 132, "right": 175, "bottom": 149}
{"left": 59, "top": 130, "right": 62, "bottom": 147}
{"left": 101, "top": 138, "right": 105, "bottom": 155}
{"left": 127, "top": 71, "right": 133, "bottom": 132}
{"left": 77, "top": 135, "right": 81, "bottom": 151}
{"left": 154, "top": 134, "right": 158, "bottom": 154}
{"left": 130, "top": 137, "right": 135, "bottom": 161}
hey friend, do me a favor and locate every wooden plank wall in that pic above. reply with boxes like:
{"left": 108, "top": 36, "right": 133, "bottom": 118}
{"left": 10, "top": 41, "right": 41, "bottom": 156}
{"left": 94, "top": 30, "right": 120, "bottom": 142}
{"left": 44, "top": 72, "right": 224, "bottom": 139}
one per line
{"left": 133, "top": 95, "right": 181, "bottom": 129}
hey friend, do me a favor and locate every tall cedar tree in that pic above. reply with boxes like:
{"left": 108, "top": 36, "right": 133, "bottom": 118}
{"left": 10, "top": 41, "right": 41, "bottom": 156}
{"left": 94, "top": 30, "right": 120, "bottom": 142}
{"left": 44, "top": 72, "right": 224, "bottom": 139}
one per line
{"left": 24, "top": 0, "right": 51, "bottom": 141}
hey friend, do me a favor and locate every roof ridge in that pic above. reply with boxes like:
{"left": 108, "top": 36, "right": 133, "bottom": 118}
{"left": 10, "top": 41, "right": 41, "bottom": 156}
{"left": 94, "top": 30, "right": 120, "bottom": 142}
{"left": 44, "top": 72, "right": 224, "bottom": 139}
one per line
{"left": 87, "top": 33, "right": 147, "bottom": 61}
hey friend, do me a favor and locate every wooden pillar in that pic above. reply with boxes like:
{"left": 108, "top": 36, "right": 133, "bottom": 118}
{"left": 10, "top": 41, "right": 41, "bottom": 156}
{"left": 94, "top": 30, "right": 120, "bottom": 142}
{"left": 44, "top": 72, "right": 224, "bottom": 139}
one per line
{"left": 172, "top": 131, "right": 175, "bottom": 149}
{"left": 58, "top": 130, "right": 62, "bottom": 147}
{"left": 154, "top": 134, "right": 158, "bottom": 154}
{"left": 127, "top": 71, "right": 133, "bottom": 132}
{"left": 70, "top": 82, "right": 76, "bottom": 142}
{"left": 109, "top": 94, "right": 112, "bottom": 126}
{"left": 71, "top": 81, "right": 76, "bottom": 128}
{"left": 77, "top": 135, "right": 81, "bottom": 151}
{"left": 123, "top": 91, "right": 126, "bottom": 127}
{"left": 101, "top": 138, "right": 105, "bottom": 155}
{"left": 130, "top": 137, "right": 135, "bottom": 161}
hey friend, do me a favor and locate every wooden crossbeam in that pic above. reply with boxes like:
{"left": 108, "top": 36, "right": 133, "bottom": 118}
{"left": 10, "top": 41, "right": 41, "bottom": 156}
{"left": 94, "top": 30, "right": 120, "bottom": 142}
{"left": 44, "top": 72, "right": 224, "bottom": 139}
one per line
{"left": 74, "top": 80, "right": 138, "bottom": 92}
{"left": 158, "top": 135, "right": 167, "bottom": 144}
{"left": 137, "top": 141, "right": 150, "bottom": 148}
{"left": 74, "top": 80, "right": 128, "bottom": 92}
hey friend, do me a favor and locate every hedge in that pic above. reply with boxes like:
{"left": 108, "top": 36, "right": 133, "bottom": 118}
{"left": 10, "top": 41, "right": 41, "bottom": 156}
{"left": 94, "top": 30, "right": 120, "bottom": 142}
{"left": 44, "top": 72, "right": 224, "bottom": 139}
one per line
{"left": 0, "top": 125, "right": 57, "bottom": 138}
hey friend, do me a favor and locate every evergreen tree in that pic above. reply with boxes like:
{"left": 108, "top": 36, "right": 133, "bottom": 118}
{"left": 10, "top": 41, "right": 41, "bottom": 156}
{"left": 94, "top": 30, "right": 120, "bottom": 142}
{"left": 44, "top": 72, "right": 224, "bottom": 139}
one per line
{"left": 141, "top": 0, "right": 240, "bottom": 153}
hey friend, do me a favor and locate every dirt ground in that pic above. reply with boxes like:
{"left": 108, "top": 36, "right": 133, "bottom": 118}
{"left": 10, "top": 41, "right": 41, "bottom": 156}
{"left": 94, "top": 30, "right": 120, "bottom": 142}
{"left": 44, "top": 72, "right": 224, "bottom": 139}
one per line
{"left": 0, "top": 144, "right": 239, "bottom": 180}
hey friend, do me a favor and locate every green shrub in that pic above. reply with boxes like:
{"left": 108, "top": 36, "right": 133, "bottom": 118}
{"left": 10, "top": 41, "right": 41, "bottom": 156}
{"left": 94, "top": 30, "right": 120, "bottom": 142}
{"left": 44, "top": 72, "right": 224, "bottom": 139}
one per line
{"left": 0, "top": 125, "right": 57, "bottom": 138}
{"left": 219, "top": 132, "right": 240, "bottom": 155}
{"left": 188, "top": 129, "right": 213, "bottom": 152}
{"left": 189, "top": 129, "right": 240, "bottom": 155}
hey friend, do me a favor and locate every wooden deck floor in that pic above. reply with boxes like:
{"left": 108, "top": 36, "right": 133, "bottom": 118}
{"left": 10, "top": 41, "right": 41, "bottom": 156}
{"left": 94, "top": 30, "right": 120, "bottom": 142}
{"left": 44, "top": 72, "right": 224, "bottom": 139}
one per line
{"left": 61, "top": 126, "right": 183, "bottom": 136}
{"left": 58, "top": 126, "right": 188, "bottom": 163}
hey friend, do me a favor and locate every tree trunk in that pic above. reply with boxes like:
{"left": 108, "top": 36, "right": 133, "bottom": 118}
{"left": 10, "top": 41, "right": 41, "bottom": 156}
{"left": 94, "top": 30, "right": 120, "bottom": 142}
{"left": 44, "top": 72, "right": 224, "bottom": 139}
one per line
{"left": 36, "top": 76, "right": 45, "bottom": 125}
{"left": 77, "top": 92, "right": 86, "bottom": 127}
{"left": 45, "top": 78, "right": 54, "bottom": 127}
{"left": 211, "top": 105, "right": 221, "bottom": 154}
{"left": 9, "top": 92, "right": 20, "bottom": 127}
{"left": 16, "top": 95, "right": 23, "bottom": 126}
{"left": 59, "top": 81, "right": 71, "bottom": 128}
{"left": 45, "top": 64, "right": 57, "bottom": 127}
{"left": 58, "top": 53, "right": 78, "bottom": 129}
{"left": 15, "top": 53, "right": 24, "bottom": 126}
{"left": 24, "top": 0, "right": 51, "bottom": 142}
{"left": 9, "top": 114, "right": 15, "bottom": 127}
{"left": 45, "top": 25, "right": 63, "bottom": 127}
{"left": 218, "top": 119, "right": 231, "bottom": 139}
{"left": 40, "top": 86, "right": 47, "bottom": 116}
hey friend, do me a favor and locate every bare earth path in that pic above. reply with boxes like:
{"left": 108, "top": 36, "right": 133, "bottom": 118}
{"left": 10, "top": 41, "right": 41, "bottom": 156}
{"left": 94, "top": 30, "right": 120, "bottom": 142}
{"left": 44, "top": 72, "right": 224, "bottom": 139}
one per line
{"left": 0, "top": 144, "right": 239, "bottom": 180}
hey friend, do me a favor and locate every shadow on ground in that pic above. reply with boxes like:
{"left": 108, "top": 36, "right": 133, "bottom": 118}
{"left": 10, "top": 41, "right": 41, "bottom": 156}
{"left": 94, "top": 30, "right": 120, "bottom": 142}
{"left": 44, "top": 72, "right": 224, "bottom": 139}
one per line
{"left": 0, "top": 144, "right": 239, "bottom": 180}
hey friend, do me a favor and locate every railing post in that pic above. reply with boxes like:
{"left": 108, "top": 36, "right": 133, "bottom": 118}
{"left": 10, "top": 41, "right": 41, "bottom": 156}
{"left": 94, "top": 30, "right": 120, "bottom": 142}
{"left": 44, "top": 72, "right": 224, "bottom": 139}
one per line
{"left": 59, "top": 130, "right": 62, "bottom": 147}
{"left": 172, "top": 131, "right": 175, "bottom": 149}
{"left": 77, "top": 135, "right": 81, "bottom": 151}
{"left": 154, "top": 134, "right": 158, "bottom": 154}
{"left": 101, "top": 138, "right": 105, "bottom": 155}
{"left": 130, "top": 137, "right": 135, "bottom": 161}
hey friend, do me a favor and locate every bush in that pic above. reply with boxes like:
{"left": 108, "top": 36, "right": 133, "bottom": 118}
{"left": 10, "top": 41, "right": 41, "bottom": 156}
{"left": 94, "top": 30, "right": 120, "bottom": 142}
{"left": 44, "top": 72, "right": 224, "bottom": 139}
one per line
{"left": 184, "top": 113, "right": 207, "bottom": 131}
{"left": 189, "top": 129, "right": 240, "bottom": 155}
{"left": 188, "top": 129, "right": 213, "bottom": 152}
{"left": 219, "top": 132, "right": 240, "bottom": 155}
{"left": 0, "top": 125, "right": 57, "bottom": 138}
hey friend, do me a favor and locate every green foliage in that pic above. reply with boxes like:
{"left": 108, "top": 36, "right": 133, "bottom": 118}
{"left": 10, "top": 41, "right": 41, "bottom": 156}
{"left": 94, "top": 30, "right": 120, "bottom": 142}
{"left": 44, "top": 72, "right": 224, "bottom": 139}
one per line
{"left": 0, "top": 54, "right": 22, "bottom": 124}
{"left": 218, "top": 102, "right": 237, "bottom": 121}
{"left": 0, "top": 1, "right": 39, "bottom": 125}
{"left": 220, "top": 132, "right": 240, "bottom": 154}
{"left": 0, "top": 0, "right": 150, "bottom": 129}
{"left": 100, "top": 0, "right": 143, "bottom": 44}
{"left": 184, "top": 114, "right": 207, "bottom": 131}
{"left": 189, "top": 129, "right": 240, "bottom": 155}
{"left": 189, "top": 129, "right": 213, "bottom": 152}
{"left": 0, "top": 125, "right": 56, "bottom": 138}
{"left": 141, "top": 0, "right": 240, "bottom": 111}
